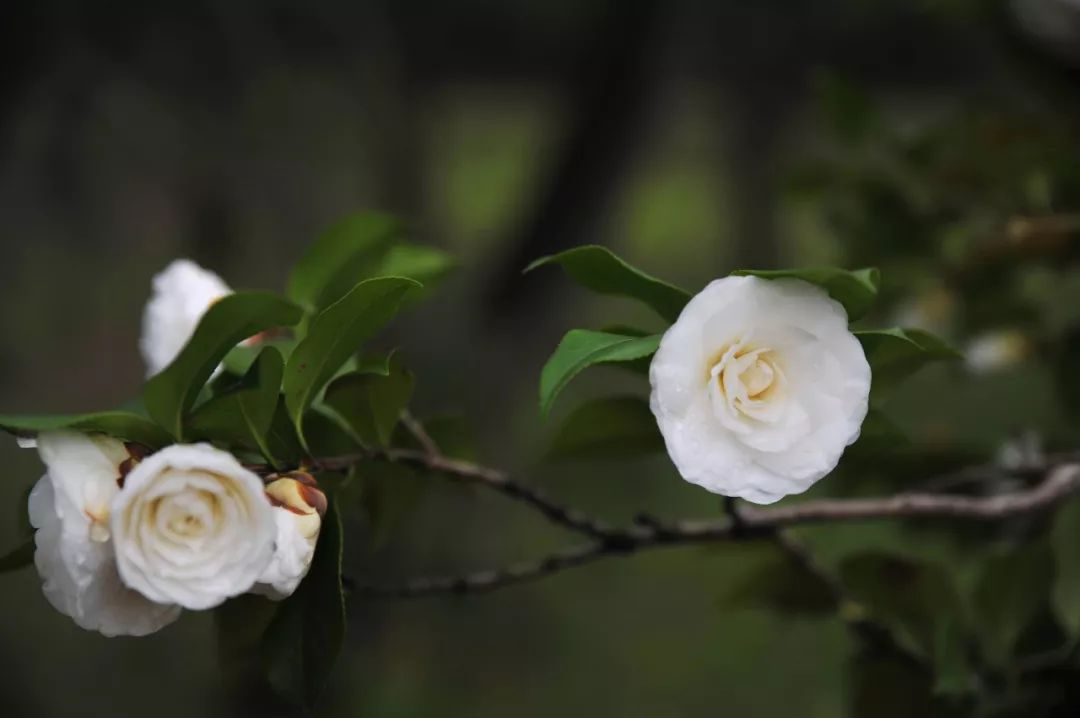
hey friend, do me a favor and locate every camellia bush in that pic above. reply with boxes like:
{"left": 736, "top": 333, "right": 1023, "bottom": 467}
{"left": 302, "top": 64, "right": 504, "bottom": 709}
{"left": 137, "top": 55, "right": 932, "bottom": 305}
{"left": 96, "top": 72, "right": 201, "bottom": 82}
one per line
{"left": 4, "top": 210, "right": 1080, "bottom": 715}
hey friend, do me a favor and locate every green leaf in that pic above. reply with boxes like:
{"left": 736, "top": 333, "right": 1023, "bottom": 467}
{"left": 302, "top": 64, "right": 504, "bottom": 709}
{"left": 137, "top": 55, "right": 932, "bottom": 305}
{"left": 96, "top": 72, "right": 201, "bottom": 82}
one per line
{"left": 187, "top": 347, "right": 285, "bottom": 464}
{"left": 931, "top": 616, "right": 973, "bottom": 698}
{"left": 525, "top": 245, "right": 691, "bottom": 323}
{"left": 354, "top": 461, "right": 428, "bottom": 549}
{"left": 374, "top": 244, "right": 456, "bottom": 288}
{"left": 539, "top": 330, "right": 661, "bottom": 416}
{"left": 732, "top": 267, "right": 880, "bottom": 321}
{"left": 719, "top": 543, "right": 839, "bottom": 617}
{"left": 287, "top": 211, "right": 403, "bottom": 310}
{"left": 265, "top": 399, "right": 305, "bottom": 466}
{"left": 845, "top": 408, "right": 910, "bottom": 459}
{"left": 302, "top": 408, "right": 363, "bottom": 459}
{"left": 0, "top": 540, "right": 34, "bottom": 574}
{"left": 0, "top": 411, "right": 172, "bottom": 448}
{"left": 144, "top": 292, "right": 302, "bottom": 440}
{"left": 215, "top": 594, "right": 280, "bottom": 696}
{"left": 1052, "top": 500, "right": 1080, "bottom": 635}
{"left": 856, "top": 328, "right": 963, "bottom": 400}
{"left": 263, "top": 500, "right": 345, "bottom": 710}
{"left": 971, "top": 546, "right": 1053, "bottom": 667}
{"left": 222, "top": 338, "right": 296, "bottom": 377}
{"left": 840, "top": 552, "right": 966, "bottom": 661}
{"left": 323, "top": 354, "right": 415, "bottom": 449}
{"left": 353, "top": 351, "right": 396, "bottom": 377}
{"left": 283, "top": 277, "right": 420, "bottom": 444}
{"left": 548, "top": 396, "right": 664, "bottom": 459}
{"left": 599, "top": 325, "right": 655, "bottom": 375}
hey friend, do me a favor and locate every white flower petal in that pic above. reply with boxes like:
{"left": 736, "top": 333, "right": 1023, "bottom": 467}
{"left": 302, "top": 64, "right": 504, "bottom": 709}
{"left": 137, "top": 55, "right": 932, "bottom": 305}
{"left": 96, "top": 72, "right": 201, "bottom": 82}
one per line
{"left": 29, "top": 432, "right": 181, "bottom": 636}
{"left": 253, "top": 508, "right": 319, "bottom": 600}
{"left": 140, "top": 259, "right": 231, "bottom": 377}
{"left": 650, "top": 276, "right": 871, "bottom": 504}
{"left": 111, "top": 444, "right": 275, "bottom": 610}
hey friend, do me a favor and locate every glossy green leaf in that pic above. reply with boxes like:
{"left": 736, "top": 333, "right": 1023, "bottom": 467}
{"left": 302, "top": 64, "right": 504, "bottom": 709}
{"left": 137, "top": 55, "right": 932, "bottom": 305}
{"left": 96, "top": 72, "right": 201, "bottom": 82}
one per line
{"left": 323, "top": 354, "right": 415, "bottom": 449}
{"left": 0, "top": 411, "right": 171, "bottom": 448}
{"left": 840, "top": 552, "right": 966, "bottom": 662}
{"left": 548, "top": 396, "right": 664, "bottom": 459}
{"left": 353, "top": 351, "right": 396, "bottom": 377}
{"left": 187, "top": 347, "right": 285, "bottom": 464}
{"left": 539, "top": 330, "right": 661, "bottom": 416}
{"left": 856, "top": 328, "right": 962, "bottom": 400}
{"left": 732, "top": 267, "right": 880, "bottom": 321}
{"left": 265, "top": 399, "right": 305, "bottom": 466}
{"left": 971, "top": 546, "right": 1053, "bottom": 666}
{"left": 286, "top": 211, "right": 403, "bottom": 310}
{"left": 283, "top": 277, "right": 420, "bottom": 444}
{"left": 0, "top": 540, "right": 34, "bottom": 574}
{"left": 1052, "top": 500, "right": 1080, "bottom": 635}
{"left": 525, "top": 245, "right": 691, "bottom": 323}
{"left": 144, "top": 292, "right": 302, "bottom": 440}
{"left": 263, "top": 500, "right": 345, "bottom": 710}
{"left": 222, "top": 338, "right": 296, "bottom": 377}
{"left": 302, "top": 408, "right": 363, "bottom": 459}
{"left": 599, "top": 325, "right": 655, "bottom": 375}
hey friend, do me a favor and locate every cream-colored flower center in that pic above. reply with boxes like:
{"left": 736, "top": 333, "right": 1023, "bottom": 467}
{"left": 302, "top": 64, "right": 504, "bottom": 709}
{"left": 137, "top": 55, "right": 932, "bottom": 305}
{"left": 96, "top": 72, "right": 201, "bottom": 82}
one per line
{"left": 151, "top": 489, "right": 224, "bottom": 543}
{"left": 708, "top": 342, "right": 785, "bottom": 420}
{"left": 739, "top": 358, "right": 775, "bottom": 398}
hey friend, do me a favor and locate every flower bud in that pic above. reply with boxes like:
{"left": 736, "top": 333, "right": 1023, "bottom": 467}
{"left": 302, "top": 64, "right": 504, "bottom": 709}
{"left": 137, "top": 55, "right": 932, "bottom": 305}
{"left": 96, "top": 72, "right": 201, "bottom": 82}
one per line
{"left": 253, "top": 473, "right": 327, "bottom": 600}
{"left": 265, "top": 474, "right": 327, "bottom": 537}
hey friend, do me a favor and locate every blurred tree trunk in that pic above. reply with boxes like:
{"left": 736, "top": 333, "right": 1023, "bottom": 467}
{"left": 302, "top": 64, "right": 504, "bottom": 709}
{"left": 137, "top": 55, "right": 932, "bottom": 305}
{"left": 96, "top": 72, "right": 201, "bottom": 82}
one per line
{"left": 485, "top": 0, "right": 667, "bottom": 319}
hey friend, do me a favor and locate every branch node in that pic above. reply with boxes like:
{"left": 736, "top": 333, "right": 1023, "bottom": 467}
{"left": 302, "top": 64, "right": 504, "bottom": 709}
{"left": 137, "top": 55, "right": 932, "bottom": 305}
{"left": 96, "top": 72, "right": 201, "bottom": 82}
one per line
{"left": 600, "top": 532, "right": 639, "bottom": 554}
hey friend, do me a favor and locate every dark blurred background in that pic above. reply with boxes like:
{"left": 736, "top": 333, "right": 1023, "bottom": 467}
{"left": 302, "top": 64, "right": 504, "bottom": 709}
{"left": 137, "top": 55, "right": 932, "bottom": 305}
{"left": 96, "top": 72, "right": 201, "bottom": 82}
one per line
{"left": 5, "top": 1, "right": 1080, "bottom": 715}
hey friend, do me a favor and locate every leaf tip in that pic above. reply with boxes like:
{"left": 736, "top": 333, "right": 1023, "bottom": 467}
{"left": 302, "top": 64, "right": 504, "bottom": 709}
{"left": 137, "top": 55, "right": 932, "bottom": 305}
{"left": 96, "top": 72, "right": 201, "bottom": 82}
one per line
{"left": 522, "top": 255, "right": 554, "bottom": 275}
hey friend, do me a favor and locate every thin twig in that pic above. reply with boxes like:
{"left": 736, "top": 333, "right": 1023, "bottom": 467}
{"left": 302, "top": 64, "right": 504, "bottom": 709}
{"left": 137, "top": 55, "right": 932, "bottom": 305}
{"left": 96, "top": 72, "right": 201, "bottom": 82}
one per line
{"left": 314, "top": 448, "right": 619, "bottom": 541}
{"left": 348, "top": 465, "right": 1080, "bottom": 598}
{"left": 400, "top": 410, "right": 441, "bottom": 457}
{"left": 346, "top": 543, "right": 613, "bottom": 597}
{"left": 734, "top": 464, "right": 1080, "bottom": 527}
{"left": 771, "top": 529, "right": 847, "bottom": 602}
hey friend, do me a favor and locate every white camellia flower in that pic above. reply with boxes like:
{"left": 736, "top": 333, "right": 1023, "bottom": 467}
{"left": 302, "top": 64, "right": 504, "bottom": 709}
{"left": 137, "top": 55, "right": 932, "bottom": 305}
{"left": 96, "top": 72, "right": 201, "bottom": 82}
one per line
{"left": 253, "top": 474, "right": 327, "bottom": 600}
{"left": 140, "top": 259, "right": 231, "bottom": 377}
{"left": 111, "top": 443, "right": 275, "bottom": 610}
{"left": 649, "top": 276, "right": 871, "bottom": 504}
{"left": 27, "top": 431, "right": 181, "bottom": 636}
